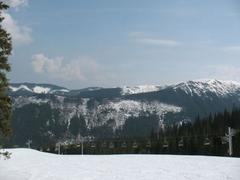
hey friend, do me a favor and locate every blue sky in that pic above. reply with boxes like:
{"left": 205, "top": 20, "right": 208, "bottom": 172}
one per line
{"left": 3, "top": 0, "right": 240, "bottom": 88}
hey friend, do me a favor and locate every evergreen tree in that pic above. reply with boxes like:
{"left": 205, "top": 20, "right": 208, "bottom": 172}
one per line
{"left": 0, "top": 2, "right": 12, "bottom": 137}
{"left": 0, "top": 1, "right": 12, "bottom": 159}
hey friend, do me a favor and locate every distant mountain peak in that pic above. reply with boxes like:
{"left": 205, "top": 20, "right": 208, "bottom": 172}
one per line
{"left": 172, "top": 79, "right": 240, "bottom": 97}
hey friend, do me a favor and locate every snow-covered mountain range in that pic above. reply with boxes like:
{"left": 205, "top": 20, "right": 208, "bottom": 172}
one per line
{"left": 10, "top": 79, "right": 240, "bottom": 97}
{"left": 8, "top": 79, "right": 240, "bottom": 147}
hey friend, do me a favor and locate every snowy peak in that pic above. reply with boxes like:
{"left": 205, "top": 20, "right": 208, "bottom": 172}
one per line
{"left": 172, "top": 79, "right": 240, "bottom": 97}
{"left": 121, "top": 85, "right": 162, "bottom": 95}
{"left": 9, "top": 79, "right": 240, "bottom": 97}
{"left": 10, "top": 83, "right": 69, "bottom": 94}
{"left": 120, "top": 79, "right": 240, "bottom": 96}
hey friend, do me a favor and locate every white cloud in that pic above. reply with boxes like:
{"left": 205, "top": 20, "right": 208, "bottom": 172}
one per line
{"left": 32, "top": 54, "right": 62, "bottom": 74}
{"left": 129, "top": 32, "right": 181, "bottom": 47}
{"left": 32, "top": 54, "right": 103, "bottom": 81}
{"left": 3, "top": 0, "right": 28, "bottom": 9}
{"left": 2, "top": 12, "right": 32, "bottom": 45}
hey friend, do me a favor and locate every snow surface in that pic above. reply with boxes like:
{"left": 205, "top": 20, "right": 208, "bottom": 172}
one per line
{"left": 0, "top": 149, "right": 239, "bottom": 180}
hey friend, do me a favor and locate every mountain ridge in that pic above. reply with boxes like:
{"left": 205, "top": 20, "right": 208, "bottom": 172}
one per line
{"left": 8, "top": 79, "right": 240, "bottom": 147}
{"left": 9, "top": 79, "right": 240, "bottom": 96}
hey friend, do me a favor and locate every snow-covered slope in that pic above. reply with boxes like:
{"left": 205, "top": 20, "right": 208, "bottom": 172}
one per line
{"left": 122, "top": 85, "right": 162, "bottom": 95}
{"left": 13, "top": 96, "right": 181, "bottom": 130}
{"left": 172, "top": 79, "right": 240, "bottom": 97}
{"left": 82, "top": 99, "right": 181, "bottom": 129}
{"left": 121, "top": 79, "right": 240, "bottom": 96}
{"left": 0, "top": 148, "right": 239, "bottom": 180}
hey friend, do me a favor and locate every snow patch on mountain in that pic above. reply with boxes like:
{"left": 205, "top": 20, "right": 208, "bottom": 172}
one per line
{"left": 50, "top": 89, "right": 70, "bottom": 93}
{"left": 93, "top": 100, "right": 182, "bottom": 129}
{"left": 48, "top": 98, "right": 182, "bottom": 130}
{"left": 122, "top": 85, "right": 162, "bottom": 95}
{"left": 33, "top": 86, "right": 51, "bottom": 94}
{"left": 10, "top": 85, "right": 32, "bottom": 92}
{"left": 87, "top": 87, "right": 102, "bottom": 91}
{"left": 13, "top": 96, "right": 50, "bottom": 108}
{"left": 13, "top": 95, "right": 182, "bottom": 131}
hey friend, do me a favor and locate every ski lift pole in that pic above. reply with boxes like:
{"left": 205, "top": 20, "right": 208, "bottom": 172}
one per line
{"left": 81, "top": 139, "right": 84, "bottom": 155}
{"left": 228, "top": 127, "right": 233, "bottom": 156}
{"left": 58, "top": 143, "right": 61, "bottom": 155}
{"left": 225, "top": 127, "right": 240, "bottom": 156}
{"left": 26, "top": 140, "right": 32, "bottom": 149}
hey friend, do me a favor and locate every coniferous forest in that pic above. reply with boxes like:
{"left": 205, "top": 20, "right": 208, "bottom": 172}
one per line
{"left": 149, "top": 107, "right": 240, "bottom": 157}
{"left": 39, "top": 107, "right": 240, "bottom": 157}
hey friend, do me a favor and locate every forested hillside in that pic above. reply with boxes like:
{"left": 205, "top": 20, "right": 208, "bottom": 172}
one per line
{"left": 29, "top": 107, "right": 240, "bottom": 157}
{"left": 150, "top": 107, "right": 240, "bottom": 156}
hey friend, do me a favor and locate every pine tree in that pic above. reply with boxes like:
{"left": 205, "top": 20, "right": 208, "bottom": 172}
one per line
{"left": 0, "top": 2, "right": 12, "bottom": 138}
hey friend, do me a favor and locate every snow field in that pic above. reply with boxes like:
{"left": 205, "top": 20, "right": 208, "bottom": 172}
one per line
{"left": 0, "top": 148, "right": 240, "bottom": 180}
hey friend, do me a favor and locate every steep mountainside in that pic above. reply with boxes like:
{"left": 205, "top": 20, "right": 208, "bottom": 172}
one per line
{"left": 8, "top": 79, "right": 240, "bottom": 147}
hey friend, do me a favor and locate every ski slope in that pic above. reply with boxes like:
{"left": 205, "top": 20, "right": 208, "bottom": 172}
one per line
{"left": 0, "top": 149, "right": 239, "bottom": 180}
